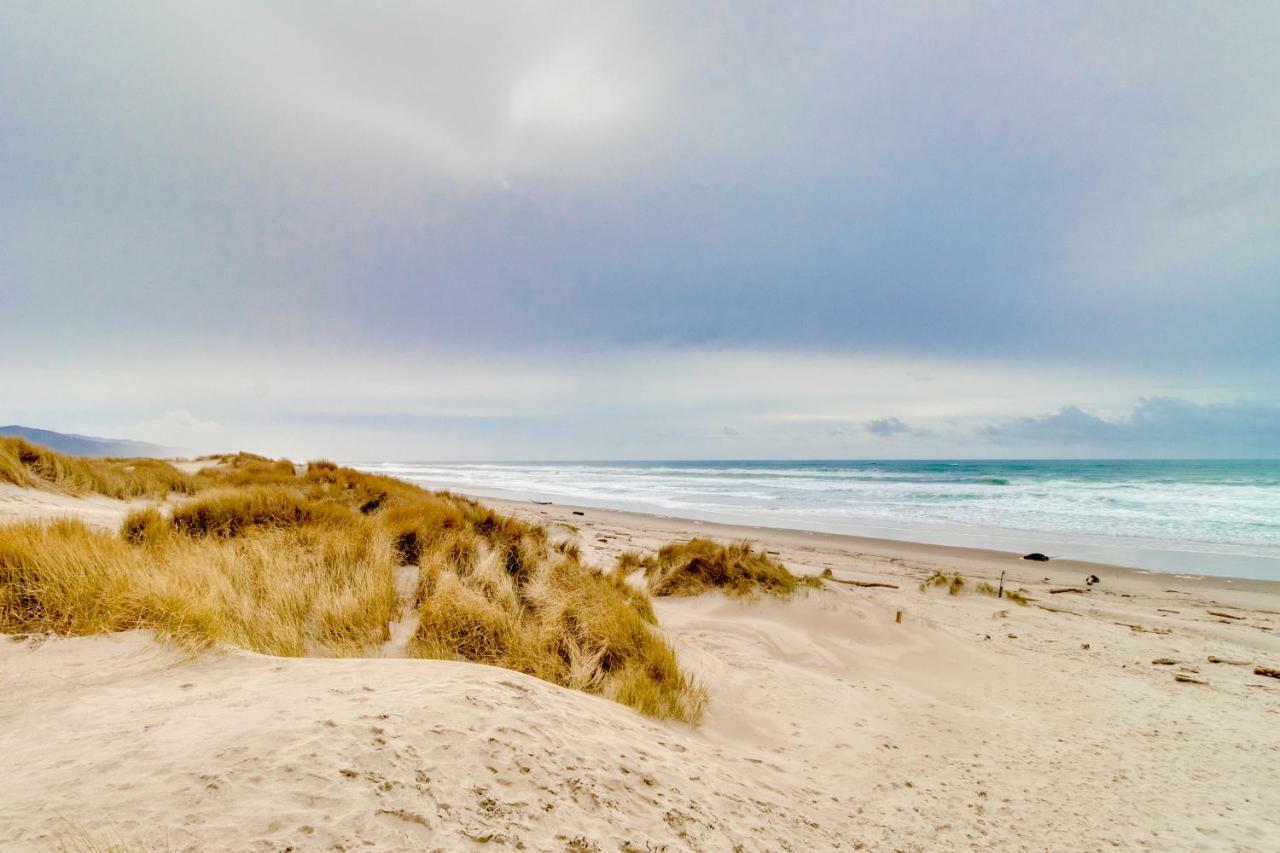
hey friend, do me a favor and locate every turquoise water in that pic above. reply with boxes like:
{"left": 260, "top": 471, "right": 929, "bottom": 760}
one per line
{"left": 358, "top": 460, "right": 1280, "bottom": 579}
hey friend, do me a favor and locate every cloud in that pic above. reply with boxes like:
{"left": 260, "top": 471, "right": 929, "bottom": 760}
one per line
{"left": 1, "top": 2, "right": 1277, "bottom": 383}
{"left": 979, "top": 398, "right": 1280, "bottom": 454}
{"left": 865, "top": 417, "right": 911, "bottom": 438}
{"left": 721, "top": 426, "right": 740, "bottom": 436}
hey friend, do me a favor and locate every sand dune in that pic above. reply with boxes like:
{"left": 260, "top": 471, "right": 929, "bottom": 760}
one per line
{"left": 3, "top": 492, "right": 1280, "bottom": 850}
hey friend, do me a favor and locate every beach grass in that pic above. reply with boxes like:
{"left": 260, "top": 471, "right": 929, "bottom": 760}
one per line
{"left": 0, "top": 436, "right": 196, "bottom": 499}
{"left": 0, "top": 444, "right": 705, "bottom": 721}
{"left": 622, "top": 538, "right": 818, "bottom": 598}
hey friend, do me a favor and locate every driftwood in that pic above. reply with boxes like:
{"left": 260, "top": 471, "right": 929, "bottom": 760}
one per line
{"left": 1207, "top": 610, "right": 1244, "bottom": 620}
{"left": 1049, "top": 587, "right": 1088, "bottom": 594}
{"left": 1151, "top": 658, "right": 1179, "bottom": 666}
{"left": 830, "top": 578, "right": 899, "bottom": 589}
{"left": 1115, "top": 622, "right": 1172, "bottom": 635}
{"left": 1156, "top": 608, "right": 1180, "bottom": 614}
{"left": 1036, "top": 605, "right": 1080, "bottom": 616}
{"left": 1174, "top": 674, "right": 1207, "bottom": 685}
{"left": 1255, "top": 666, "right": 1280, "bottom": 680}
{"left": 1207, "top": 656, "right": 1250, "bottom": 666}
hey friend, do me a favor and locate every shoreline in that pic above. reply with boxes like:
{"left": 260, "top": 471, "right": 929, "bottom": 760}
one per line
{"left": 475, "top": 493, "right": 1280, "bottom": 601}
{"left": 356, "top": 461, "right": 1280, "bottom": 580}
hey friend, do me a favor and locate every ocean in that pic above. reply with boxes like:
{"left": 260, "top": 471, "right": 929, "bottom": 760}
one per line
{"left": 355, "top": 459, "right": 1280, "bottom": 580}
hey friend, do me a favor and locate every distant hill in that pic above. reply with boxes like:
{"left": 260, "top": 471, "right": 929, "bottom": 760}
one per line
{"left": 0, "top": 425, "right": 179, "bottom": 459}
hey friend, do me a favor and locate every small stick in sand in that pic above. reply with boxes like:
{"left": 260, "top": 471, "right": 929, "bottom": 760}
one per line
{"left": 895, "top": 610, "right": 903, "bottom": 624}
{"left": 1151, "top": 658, "right": 1180, "bottom": 666}
{"left": 1255, "top": 666, "right": 1280, "bottom": 680}
{"left": 1207, "top": 611, "right": 1244, "bottom": 620}
{"left": 1050, "top": 587, "right": 1088, "bottom": 594}
{"left": 1207, "top": 656, "right": 1250, "bottom": 666}
{"left": 1175, "top": 674, "right": 1208, "bottom": 685}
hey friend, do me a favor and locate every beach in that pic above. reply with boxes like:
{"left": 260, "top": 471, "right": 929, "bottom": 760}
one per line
{"left": 3, "top": 482, "right": 1279, "bottom": 851}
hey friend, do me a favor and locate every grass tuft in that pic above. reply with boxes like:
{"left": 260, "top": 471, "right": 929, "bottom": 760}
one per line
{"left": 627, "top": 538, "right": 815, "bottom": 598}
{"left": 920, "top": 570, "right": 1029, "bottom": 604}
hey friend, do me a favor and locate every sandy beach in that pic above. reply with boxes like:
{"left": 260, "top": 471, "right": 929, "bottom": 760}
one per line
{"left": 2, "top": 481, "right": 1279, "bottom": 851}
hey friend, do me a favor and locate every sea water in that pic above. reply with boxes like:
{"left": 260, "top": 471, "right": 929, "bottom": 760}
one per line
{"left": 355, "top": 460, "right": 1280, "bottom": 580}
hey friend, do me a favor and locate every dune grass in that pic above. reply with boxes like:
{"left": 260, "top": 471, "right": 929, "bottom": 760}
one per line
{"left": 621, "top": 538, "right": 818, "bottom": 598}
{"left": 0, "top": 436, "right": 196, "bottom": 498}
{"left": 0, "top": 443, "right": 705, "bottom": 720}
{"left": 408, "top": 518, "right": 700, "bottom": 720}
{"left": 919, "top": 570, "right": 1029, "bottom": 604}
{"left": 0, "top": 515, "right": 399, "bottom": 656}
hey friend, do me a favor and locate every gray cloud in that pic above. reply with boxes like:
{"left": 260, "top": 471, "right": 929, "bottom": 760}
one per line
{"left": 1, "top": 4, "right": 1278, "bottom": 457}
{"left": 1, "top": 3, "right": 1277, "bottom": 378}
{"left": 979, "top": 398, "right": 1280, "bottom": 455}
{"left": 865, "top": 417, "right": 911, "bottom": 438}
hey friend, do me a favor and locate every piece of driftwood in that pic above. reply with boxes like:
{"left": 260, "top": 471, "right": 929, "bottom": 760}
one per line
{"left": 1207, "top": 610, "right": 1244, "bottom": 620}
{"left": 1115, "top": 622, "right": 1172, "bottom": 635}
{"left": 1255, "top": 666, "right": 1280, "bottom": 680}
{"left": 1151, "top": 658, "right": 1179, "bottom": 665}
{"left": 1174, "top": 674, "right": 1207, "bottom": 685}
{"left": 1049, "top": 587, "right": 1088, "bottom": 594}
{"left": 1207, "top": 656, "right": 1250, "bottom": 666}
{"left": 828, "top": 578, "right": 899, "bottom": 589}
{"left": 1036, "top": 605, "right": 1080, "bottom": 616}
{"left": 1156, "top": 608, "right": 1180, "bottom": 614}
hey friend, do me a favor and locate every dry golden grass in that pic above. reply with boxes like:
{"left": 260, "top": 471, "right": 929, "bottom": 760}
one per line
{"left": 622, "top": 538, "right": 817, "bottom": 598}
{"left": 0, "top": 516, "right": 398, "bottom": 656}
{"left": 407, "top": 509, "right": 703, "bottom": 722}
{"left": 0, "top": 448, "right": 705, "bottom": 720}
{"left": 919, "top": 570, "right": 1029, "bottom": 605}
{"left": 0, "top": 436, "right": 196, "bottom": 498}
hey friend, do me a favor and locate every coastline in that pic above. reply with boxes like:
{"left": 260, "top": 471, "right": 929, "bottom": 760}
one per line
{"left": 358, "top": 459, "right": 1280, "bottom": 580}
{"left": 473, "top": 493, "right": 1280, "bottom": 601}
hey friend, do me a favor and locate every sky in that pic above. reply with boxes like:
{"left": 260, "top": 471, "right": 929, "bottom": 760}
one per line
{"left": 2, "top": 1, "right": 1278, "bottom": 459}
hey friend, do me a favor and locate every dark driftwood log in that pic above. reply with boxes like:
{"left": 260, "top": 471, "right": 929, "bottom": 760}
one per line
{"left": 1255, "top": 666, "right": 1280, "bottom": 680}
{"left": 1049, "top": 587, "right": 1088, "bottom": 594}
{"left": 1207, "top": 610, "right": 1244, "bottom": 620}
{"left": 1151, "top": 658, "right": 1179, "bottom": 665}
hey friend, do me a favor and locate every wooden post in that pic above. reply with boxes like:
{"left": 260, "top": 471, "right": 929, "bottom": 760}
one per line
{"left": 998, "top": 570, "right": 1006, "bottom": 599}
{"left": 895, "top": 610, "right": 902, "bottom": 624}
